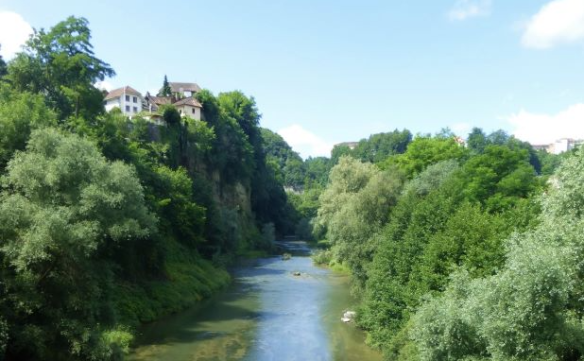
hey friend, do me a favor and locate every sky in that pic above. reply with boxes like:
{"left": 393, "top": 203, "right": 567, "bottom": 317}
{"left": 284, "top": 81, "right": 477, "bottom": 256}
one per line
{"left": 0, "top": 0, "right": 583, "bottom": 158}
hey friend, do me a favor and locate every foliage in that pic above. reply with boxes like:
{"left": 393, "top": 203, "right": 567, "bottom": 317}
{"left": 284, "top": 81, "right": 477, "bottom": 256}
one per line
{"left": 158, "top": 75, "right": 172, "bottom": 97}
{"left": 317, "top": 156, "right": 403, "bottom": 287}
{"left": 261, "top": 128, "right": 305, "bottom": 189}
{"left": 0, "top": 85, "right": 57, "bottom": 169}
{"left": 351, "top": 129, "right": 413, "bottom": 163}
{"left": 0, "top": 16, "right": 299, "bottom": 360}
{"left": 304, "top": 156, "right": 331, "bottom": 187}
{"left": 384, "top": 136, "right": 467, "bottom": 178}
{"left": 0, "top": 129, "right": 154, "bottom": 360}
{"left": 7, "top": 17, "right": 115, "bottom": 120}
{"left": 410, "top": 147, "right": 584, "bottom": 361}
{"left": 0, "top": 47, "right": 6, "bottom": 78}
{"left": 460, "top": 144, "right": 540, "bottom": 211}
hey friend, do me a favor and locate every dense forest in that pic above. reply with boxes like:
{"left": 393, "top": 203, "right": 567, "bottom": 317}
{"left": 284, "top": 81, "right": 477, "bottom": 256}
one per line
{"left": 0, "top": 17, "right": 299, "bottom": 361}
{"left": 300, "top": 128, "right": 584, "bottom": 361}
{"left": 1, "top": 15, "right": 582, "bottom": 361}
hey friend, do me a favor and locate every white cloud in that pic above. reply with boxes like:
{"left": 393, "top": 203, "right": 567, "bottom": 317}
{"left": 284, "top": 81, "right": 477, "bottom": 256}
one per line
{"left": 522, "top": 0, "right": 584, "bottom": 49}
{"left": 0, "top": 11, "right": 33, "bottom": 59}
{"left": 94, "top": 80, "right": 114, "bottom": 92}
{"left": 278, "top": 124, "right": 333, "bottom": 159}
{"left": 507, "top": 103, "right": 584, "bottom": 144}
{"left": 448, "top": 0, "right": 492, "bottom": 21}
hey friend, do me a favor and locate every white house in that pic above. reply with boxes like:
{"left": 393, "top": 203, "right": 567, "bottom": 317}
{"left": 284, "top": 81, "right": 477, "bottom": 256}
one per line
{"left": 552, "top": 138, "right": 583, "bottom": 154}
{"left": 104, "top": 86, "right": 143, "bottom": 116}
{"left": 173, "top": 97, "right": 203, "bottom": 120}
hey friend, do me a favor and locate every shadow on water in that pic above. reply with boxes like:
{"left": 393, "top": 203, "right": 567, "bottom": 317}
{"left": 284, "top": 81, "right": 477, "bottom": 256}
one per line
{"left": 129, "top": 241, "right": 381, "bottom": 361}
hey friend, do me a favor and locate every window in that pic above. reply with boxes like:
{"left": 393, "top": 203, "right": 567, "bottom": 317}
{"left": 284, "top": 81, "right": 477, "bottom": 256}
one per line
{"left": 125, "top": 95, "right": 130, "bottom": 101}
{"left": 133, "top": 107, "right": 138, "bottom": 113}
{"left": 192, "top": 108, "right": 196, "bottom": 114}
{"left": 133, "top": 96, "right": 137, "bottom": 103}
{"left": 125, "top": 105, "right": 130, "bottom": 112}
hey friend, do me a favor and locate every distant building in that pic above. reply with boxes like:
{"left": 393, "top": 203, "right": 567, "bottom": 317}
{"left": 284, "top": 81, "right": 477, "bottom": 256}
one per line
{"left": 336, "top": 142, "right": 358, "bottom": 150}
{"left": 552, "top": 138, "right": 581, "bottom": 154}
{"left": 169, "top": 82, "right": 201, "bottom": 98}
{"left": 531, "top": 138, "right": 584, "bottom": 154}
{"left": 105, "top": 81, "right": 205, "bottom": 122}
{"left": 104, "top": 86, "right": 143, "bottom": 116}
{"left": 144, "top": 94, "right": 172, "bottom": 113}
{"left": 453, "top": 136, "right": 466, "bottom": 146}
{"left": 173, "top": 97, "right": 203, "bottom": 120}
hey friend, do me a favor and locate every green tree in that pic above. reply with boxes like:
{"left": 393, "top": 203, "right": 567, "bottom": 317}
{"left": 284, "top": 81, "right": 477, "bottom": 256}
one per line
{"left": 261, "top": 128, "right": 305, "bottom": 190}
{"left": 460, "top": 144, "right": 539, "bottom": 211}
{"left": 411, "top": 147, "right": 584, "bottom": 361}
{"left": 0, "top": 128, "right": 155, "bottom": 360}
{"left": 359, "top": 161, "right": 464, "bottom": 351}
{"left": 304, "top": 156, "right": 331, "bottom": 187}
{"left": 159, "top": 75, "right": 172, "bottom": 97}
{"left": 0, "top": 46, "right": 7, "bottom": 78}
{"left": 7, "top": 16, "right": 115, "bottom": 120}
{"left": 0, "top": 85, "right": 57, "bottom": 170}
{"left": 385, "top": 136, "right": 467, "bottom": 178}
{"left": 467, "top": 127, "right": 488, "bottom": 154}
{"left": 351, "top": 129, "right": 412, "bottom": 163}
{"left": 317, "top": 156, "right": 403, "bottom": 286}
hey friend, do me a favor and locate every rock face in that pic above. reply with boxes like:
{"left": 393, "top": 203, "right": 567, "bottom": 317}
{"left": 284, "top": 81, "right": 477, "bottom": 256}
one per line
{"left": 341, "top": 311, "right": 356, "bottom": 323}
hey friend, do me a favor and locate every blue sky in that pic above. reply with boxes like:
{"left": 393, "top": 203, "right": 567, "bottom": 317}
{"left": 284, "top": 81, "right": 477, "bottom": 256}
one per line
{"left": 1, "top": 0, "right": 584, "bottom": 158}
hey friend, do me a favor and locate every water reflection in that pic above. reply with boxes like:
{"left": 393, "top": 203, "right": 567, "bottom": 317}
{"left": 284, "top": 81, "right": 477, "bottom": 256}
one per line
{"left": 129, "top": 242, "right": 381, "bottom": 361}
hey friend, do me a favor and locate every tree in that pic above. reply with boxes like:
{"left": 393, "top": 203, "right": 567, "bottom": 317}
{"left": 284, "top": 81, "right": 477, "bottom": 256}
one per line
{"left": 158, "top": 75, "right": 172, "bottom": 97}
{"left": 460, "top": 144, "right": 539, "bottom": 211}
{"left": 0, "top": 46, "right": 7, "bottom": 78}
{"left": 0, "top": 128, "right": 155, "bottom": 360}
{"left": 359, "top": 161, "right": 464, "bottom": 350}
{"left": 385, "top": 136, "right": 467, "bottom": 178}
{"left": 317, "top": 156, "right": 403, "bottom": 286}
{"left": 261, "top": 128, "right": 306, "bottom": 190}
{"left": 0, "top": 85, "right": 57, "bottom": 170}
{"left": 411, "top": 147, "right": 584, "bottom": 361}
{"left": 351, "top": 129, "right": 412, "bottom": 163}
{"left": 7, "top": 16, "right": 115, "bottom": 120}
{"left": 467, "top": 127, "right": 488, "bottom": 154}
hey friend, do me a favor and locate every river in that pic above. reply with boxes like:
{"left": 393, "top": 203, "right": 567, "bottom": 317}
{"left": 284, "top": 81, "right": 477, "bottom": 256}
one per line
{"left": 128, "top": 241, "right": 382, "bottom": 361}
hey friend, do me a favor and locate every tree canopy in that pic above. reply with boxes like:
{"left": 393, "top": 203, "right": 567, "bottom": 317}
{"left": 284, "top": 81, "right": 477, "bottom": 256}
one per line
{"left": 8, "top": 16, "right": 115, "bottom": 120}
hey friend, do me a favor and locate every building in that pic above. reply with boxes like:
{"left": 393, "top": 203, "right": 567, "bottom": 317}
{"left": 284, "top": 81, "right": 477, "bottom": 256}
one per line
{"left": 143, "top": 94, "right": 172, "bottom": 113}
{"left": 169, "top": 82, "right": 201, "bottom": 98}
{"left": 104, "top": 86, "right": 143, "bottom": 116}
{"left": 173, "top": 97, "right": 203, "bottom": 120}
{"left": 105, "top": 81, "right": 205, "bottom": 122}
{"left": 531, "top": 138, "right": 584, "bottom": 154}
{"left": 336, "top": 142, "right": 358, "bottom": 150}
{"left": 551, "top": 138, "right": 582, "bottom": 154}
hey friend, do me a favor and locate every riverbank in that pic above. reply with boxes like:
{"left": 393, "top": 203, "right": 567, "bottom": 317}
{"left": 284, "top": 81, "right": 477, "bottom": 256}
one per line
{"left": 113, "top": 239, "right": 231, "bottom": 328}
{"left": 127, "top": 241, "right": 382, "bottom": 361}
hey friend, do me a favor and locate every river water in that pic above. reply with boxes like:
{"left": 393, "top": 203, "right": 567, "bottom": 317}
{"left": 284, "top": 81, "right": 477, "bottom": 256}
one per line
{"left": 128, "top": 242, "right": 382, "bottom": 361}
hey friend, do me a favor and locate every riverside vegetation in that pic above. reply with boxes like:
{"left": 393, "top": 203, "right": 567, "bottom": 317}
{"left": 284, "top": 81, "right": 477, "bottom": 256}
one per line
{"left": 305, "top": 130, "right": 584, "bottom": 361}
{"left": 0, "top": 17, "right": 299, "bottom": 361}
{"left": 0, "top": 16, "right": 580, "bottom": 361}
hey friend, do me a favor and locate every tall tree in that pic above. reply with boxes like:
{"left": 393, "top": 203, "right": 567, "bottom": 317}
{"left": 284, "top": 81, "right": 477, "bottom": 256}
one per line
{"left": 159, "top": 74, "right": 172, "bottom": 97}
{"left": 7, "top": 16, "right": 115, "bottom": 120}
{"left": 0, "top": 45, "right": 7, "bottom": 78}
{"left": 0, "top": 128, "right": 155, "bottom": 360}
